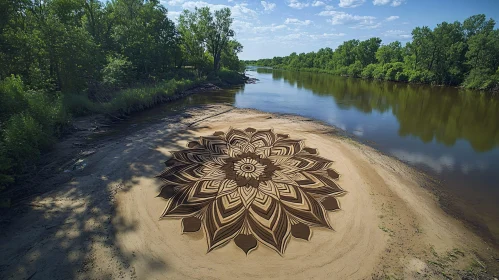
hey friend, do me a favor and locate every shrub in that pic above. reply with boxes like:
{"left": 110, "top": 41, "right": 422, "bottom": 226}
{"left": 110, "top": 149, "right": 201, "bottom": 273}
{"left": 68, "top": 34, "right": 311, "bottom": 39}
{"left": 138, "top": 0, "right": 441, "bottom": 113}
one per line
{"left": 347, "top": 61, "right": 363, "bottom": 77}
{"left": 384, "top": 62, "right": 405, "bottom": 81}
{"left": 0, "top": 75, "right": 27, "bottom": 122}
{"left": 463, "top": 68, "right": 499, "bottom": 90}
{"left": 395, "top": 71, "right": 409, "bottom": 82}
{"left": 3, "top": 113, "right": 52, "bottom": 171}
{"left": 217, "top": 68, "right": 246, "bottom": 84}
{"left": 373, "top": 64, "right": 386, "bottom": 80}
{"left": 102, "top": 54, "right": 134, "bottom": 90}
{"left": 361, "top": 64, "right": 377, "bottom": 79}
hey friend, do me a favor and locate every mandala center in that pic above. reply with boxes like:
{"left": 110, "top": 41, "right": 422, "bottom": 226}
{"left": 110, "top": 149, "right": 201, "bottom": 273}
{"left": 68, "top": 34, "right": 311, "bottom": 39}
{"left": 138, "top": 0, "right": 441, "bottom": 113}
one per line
{"left": 233, "top": 157, "right": 266, "bottom": 179}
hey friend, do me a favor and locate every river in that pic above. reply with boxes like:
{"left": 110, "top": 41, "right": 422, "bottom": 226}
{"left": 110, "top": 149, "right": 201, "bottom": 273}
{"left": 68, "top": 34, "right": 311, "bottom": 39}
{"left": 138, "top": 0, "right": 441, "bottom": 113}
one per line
{"left": 112, "top": 67, "right": 499, "bottom": 245}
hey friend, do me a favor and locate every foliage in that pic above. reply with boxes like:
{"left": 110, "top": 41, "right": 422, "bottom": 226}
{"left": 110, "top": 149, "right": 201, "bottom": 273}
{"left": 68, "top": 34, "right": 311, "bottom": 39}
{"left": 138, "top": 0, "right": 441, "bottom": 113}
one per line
{"left": 102, "top": 55, "right": 135, "bottom": 90}
{"left": 246, "top": 14, "right": 499, "bottom": 90}
{"left": 0, "top": 0, "right": 244, "bottom": 193}
{"left": 178, "top": 7, "right": 241, "bottom": 75}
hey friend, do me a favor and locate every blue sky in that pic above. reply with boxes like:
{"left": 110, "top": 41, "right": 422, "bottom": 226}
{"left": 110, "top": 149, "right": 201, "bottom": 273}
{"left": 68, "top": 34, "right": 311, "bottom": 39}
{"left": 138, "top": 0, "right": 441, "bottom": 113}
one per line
{"left": 162, "top": 0, "right": 499, "bottom": 60}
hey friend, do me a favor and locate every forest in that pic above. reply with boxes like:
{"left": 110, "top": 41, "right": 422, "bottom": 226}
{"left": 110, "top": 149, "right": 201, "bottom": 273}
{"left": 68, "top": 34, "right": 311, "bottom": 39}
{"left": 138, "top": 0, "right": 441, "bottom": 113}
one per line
{"left": 246, "top": 14, "right": 499, "bottom": 91}
{"left": 0, "top": 0, "right": 244, "bottom": 192}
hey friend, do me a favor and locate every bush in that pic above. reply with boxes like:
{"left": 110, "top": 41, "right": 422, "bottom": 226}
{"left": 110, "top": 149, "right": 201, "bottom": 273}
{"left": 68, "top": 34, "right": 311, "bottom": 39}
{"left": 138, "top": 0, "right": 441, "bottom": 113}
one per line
{"left": 3, "top": 113, "right": 52, "bottom": 171}
{"left": 361, "top": 64, "right": 377, "bottom": 79}
{"left": 395, "top": 71, "right": 409, "bottom": 82}
{"left": 0, "top": 75, "right": 27, "bottom": 122}
{"left": 463, "top": 68, "right": 499, "bottom": 90}
{"left": 216, "top": 68, "right": 246, "bottom": 85}
{"left": 384, "top": 62, "right": 405, "bottom": 81}
{"left": 102, "top": 54, "right": 134, "bottom": 90}
{"left": 0, "top": 76, "right": 68, "bottom": 189}
{"left": 373, "top": 64, "right": 386, "bottom": 80}
{"left": 347, "top": 61, "right": 363, "bottom": 77}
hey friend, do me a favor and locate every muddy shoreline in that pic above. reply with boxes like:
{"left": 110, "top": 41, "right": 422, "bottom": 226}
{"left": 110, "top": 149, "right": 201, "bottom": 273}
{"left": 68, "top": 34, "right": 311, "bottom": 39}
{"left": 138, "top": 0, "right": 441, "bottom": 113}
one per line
{"left": 0, "top": 102, "right": 497, "bottom": 279}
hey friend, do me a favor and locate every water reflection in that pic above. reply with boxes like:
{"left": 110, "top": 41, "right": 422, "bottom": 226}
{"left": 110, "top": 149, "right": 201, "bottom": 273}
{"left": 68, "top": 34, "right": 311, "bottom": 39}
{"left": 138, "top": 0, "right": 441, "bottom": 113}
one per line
{"left": 243, "top": 68, "right": 499, "bottom": 244}
{"left": 256, "top": 68, "right": 499, "bottom": 152}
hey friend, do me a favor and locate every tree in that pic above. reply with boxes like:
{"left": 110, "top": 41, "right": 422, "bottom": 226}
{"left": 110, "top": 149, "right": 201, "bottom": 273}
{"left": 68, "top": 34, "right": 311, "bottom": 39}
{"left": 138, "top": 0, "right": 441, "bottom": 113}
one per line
{"left": 200, "top": 7, "right": 234, "bottom": 72}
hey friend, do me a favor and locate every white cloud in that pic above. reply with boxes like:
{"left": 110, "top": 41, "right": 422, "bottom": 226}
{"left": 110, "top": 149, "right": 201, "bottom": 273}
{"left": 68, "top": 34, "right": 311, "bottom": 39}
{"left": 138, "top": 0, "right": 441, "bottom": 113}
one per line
{"left": 233, "top": 20, "right": 286, "bottom": 34}
{"left": 254, "top": 24, "right": 287, "bottom": 32}
{"left": 261, "top": 1, "right": 276, "bottom": 12}
{"left": 309, "top": 32, "right": 346, "bottom": 39}
{"left": 231, "top": 3, "right": 258, "bottom": 19}
{"left": 277, "top": 32, "right": 345, "bottom": 41}
{"left": 181, "top": 1, "right": 229, "bottom": 10}
{"left": 382, "top": 29, "right": 411, "bottom": 38}
{"left": 391, "top": 0, "right": 405, "bottom": 6}
{"left": 168, "top": 10, "right": 182, "bottom": 22}
{"left": 338, "top": 0, "right": 365, "bottom": 8}
{"left": 167, "top": 0, "right": 186, "bottom": 5}
{"left": 319, "top": 10, "right": 379, "bottom": 29}
{"left": 372, "top": 0, "right": 390, "bottom": 5}
{"left": 373, "top": 0, "right": 406, "bottom": 6}
{"left": 385, "top": 16, "right": 399, "bottom": 21}
{"left": 325, "top": 5, "right": 335, "bottom": 10}
{"left": 312, "top": 1, "right": 326, "bottom": 6}
{"left": 285, "top": 18, "right": 312, "bottom": 25}
{"left": 288, "top": 0, "right": 309, "bottom": 9}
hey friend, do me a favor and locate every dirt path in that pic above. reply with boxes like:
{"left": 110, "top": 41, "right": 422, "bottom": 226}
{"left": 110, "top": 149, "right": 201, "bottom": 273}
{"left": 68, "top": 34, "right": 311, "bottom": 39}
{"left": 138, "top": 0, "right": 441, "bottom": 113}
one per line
{"left": 0, "top": 105, "right": 497, "bottom": 279}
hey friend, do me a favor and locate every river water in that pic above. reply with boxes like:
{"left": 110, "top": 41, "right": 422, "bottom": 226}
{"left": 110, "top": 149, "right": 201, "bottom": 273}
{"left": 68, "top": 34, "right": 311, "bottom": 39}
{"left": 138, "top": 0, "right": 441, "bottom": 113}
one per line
{"left": 117, "top": 67, "right": 499, "bottom": 244}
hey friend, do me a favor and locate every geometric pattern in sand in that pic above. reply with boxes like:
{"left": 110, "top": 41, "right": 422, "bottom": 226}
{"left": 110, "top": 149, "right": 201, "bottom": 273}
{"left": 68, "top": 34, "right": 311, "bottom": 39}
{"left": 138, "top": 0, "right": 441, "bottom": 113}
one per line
{"left": 156, "top": 128, "right": 345, "bottom": 255}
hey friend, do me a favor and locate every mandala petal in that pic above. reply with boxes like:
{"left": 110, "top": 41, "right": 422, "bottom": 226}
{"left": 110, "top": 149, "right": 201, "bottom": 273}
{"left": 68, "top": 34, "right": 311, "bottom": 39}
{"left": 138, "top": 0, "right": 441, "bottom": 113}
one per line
{"left": 204, "top": 192, "right": 246, "bottom": 252}
{"left": 188, "top": 141, "right": 202, "bottom": 148}
{"left": 247, "top": 191, "right": 291, "bottom": 254}
{"left": 238, "top": 186, "right": 258, "bottom": 208}
{"left": 291, "top": 223, "right": 311, "bottom": 241}
{"left": 327, "top": 169, "right": 340, "bottom": 180}
{"left": 161, "top": 181, "right": 219, "bottom": 218}
{"left": 258, "top": 181, "right": 280, "bottom": 200}
{"left": 200, "top": 136, "right": 229, "bottom": 155}
{"left": 157, "top": 184, "right": 176, "bottom": 199}
{"left": 234, "top": 234, "right": 258, "bottom": 255}
{"left": 172, "top": 149, "right": 224, "bottom": 164}
{"left": 157, "top": 163, "right": 204, "bottom": 185}
{"left": 296, "top": 171, "right": 345, "bottom": 196}
{"left": 286, "top": 154, "right": 332, "bottom": 171}
{"left": 272, "top": 170, "right": 300, "bottom": 186}
{"left": 217, "top": 179, "right": 238, "bottom": 197}
{"left": 254, "top": 147, "right": 271, "bottom": 158}
{"left": 182, "top": 217, "right": 202, "bottom": 233}
{"left": 226, "top": 128, "right": 250, "bottom": 147}
{"left": 302, "top": 147, "right": 318, "bottom": 155}
{"left": 161, "top": 187, "right": 204, "bottom": 218}
{"left": 277, "top": 183, "right": 331, "bottom": 228}
{"left": 270, "top": 139, "right": 304, "bottom": 156}
{"left": 250, "top": 129, "right": 276, "bottom": 148}
{"left": 322, "top": 196, "right": 340, "bottom": 211}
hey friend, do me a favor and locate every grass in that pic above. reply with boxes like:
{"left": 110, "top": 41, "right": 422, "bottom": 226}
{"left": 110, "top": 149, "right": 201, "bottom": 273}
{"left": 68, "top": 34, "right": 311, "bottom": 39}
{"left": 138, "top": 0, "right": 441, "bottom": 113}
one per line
{"left": 1, "top": 70, "right": 245, "bottom": 199}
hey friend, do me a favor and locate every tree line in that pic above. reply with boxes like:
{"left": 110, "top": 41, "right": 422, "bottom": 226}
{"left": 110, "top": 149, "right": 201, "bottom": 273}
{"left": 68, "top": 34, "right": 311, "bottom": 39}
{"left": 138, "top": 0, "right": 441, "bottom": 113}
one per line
{"left": 0, "top": 0, "right": 244, "bottom": 194}
{"left": 246, "top": 14, "right": 499, "bottom": 90}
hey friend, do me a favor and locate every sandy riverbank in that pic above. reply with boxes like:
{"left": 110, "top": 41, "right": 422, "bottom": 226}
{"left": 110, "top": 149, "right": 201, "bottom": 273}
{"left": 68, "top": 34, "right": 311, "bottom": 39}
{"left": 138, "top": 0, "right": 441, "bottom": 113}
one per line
{"left": 0, "top": 105, "right": 497, "bottom": 279}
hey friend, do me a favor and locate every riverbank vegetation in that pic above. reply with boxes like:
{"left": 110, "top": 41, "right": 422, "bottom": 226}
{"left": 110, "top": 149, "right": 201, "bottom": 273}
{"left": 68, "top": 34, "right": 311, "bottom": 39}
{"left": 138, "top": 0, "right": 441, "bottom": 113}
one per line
{"left": 246, "top": 14, "right": 499, "bottom": 91}
{"left": 0, "top": 0, "right": 244, "bottom": 192}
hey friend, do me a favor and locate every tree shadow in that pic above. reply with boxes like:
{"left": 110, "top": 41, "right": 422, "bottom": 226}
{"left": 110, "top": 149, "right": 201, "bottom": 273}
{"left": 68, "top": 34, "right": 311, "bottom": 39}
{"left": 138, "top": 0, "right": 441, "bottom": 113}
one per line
{"left": 0, "top": 113, "right": 203, "bottom": 279}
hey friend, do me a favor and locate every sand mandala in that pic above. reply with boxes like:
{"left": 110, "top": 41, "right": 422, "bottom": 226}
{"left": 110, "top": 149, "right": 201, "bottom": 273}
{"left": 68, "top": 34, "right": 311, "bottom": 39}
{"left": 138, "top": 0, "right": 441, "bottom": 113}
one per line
{"left": 156, "top": 128, "right": 345, "bottom": 255}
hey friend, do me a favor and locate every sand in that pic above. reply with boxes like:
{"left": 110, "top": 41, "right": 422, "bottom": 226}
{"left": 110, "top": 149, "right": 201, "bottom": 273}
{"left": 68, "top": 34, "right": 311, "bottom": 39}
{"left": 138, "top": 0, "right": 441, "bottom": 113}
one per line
{"left": 0, "top": 105, "right": 497, "bottom": 279}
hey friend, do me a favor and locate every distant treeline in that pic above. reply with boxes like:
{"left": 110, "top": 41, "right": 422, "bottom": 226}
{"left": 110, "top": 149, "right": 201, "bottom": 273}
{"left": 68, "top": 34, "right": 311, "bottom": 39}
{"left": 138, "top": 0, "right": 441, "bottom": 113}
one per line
{"left": 0, "top": 0, "right": 243, "bottom": 193}
{"left": 245, "top": 14, "right": 499, "bottom": 90}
